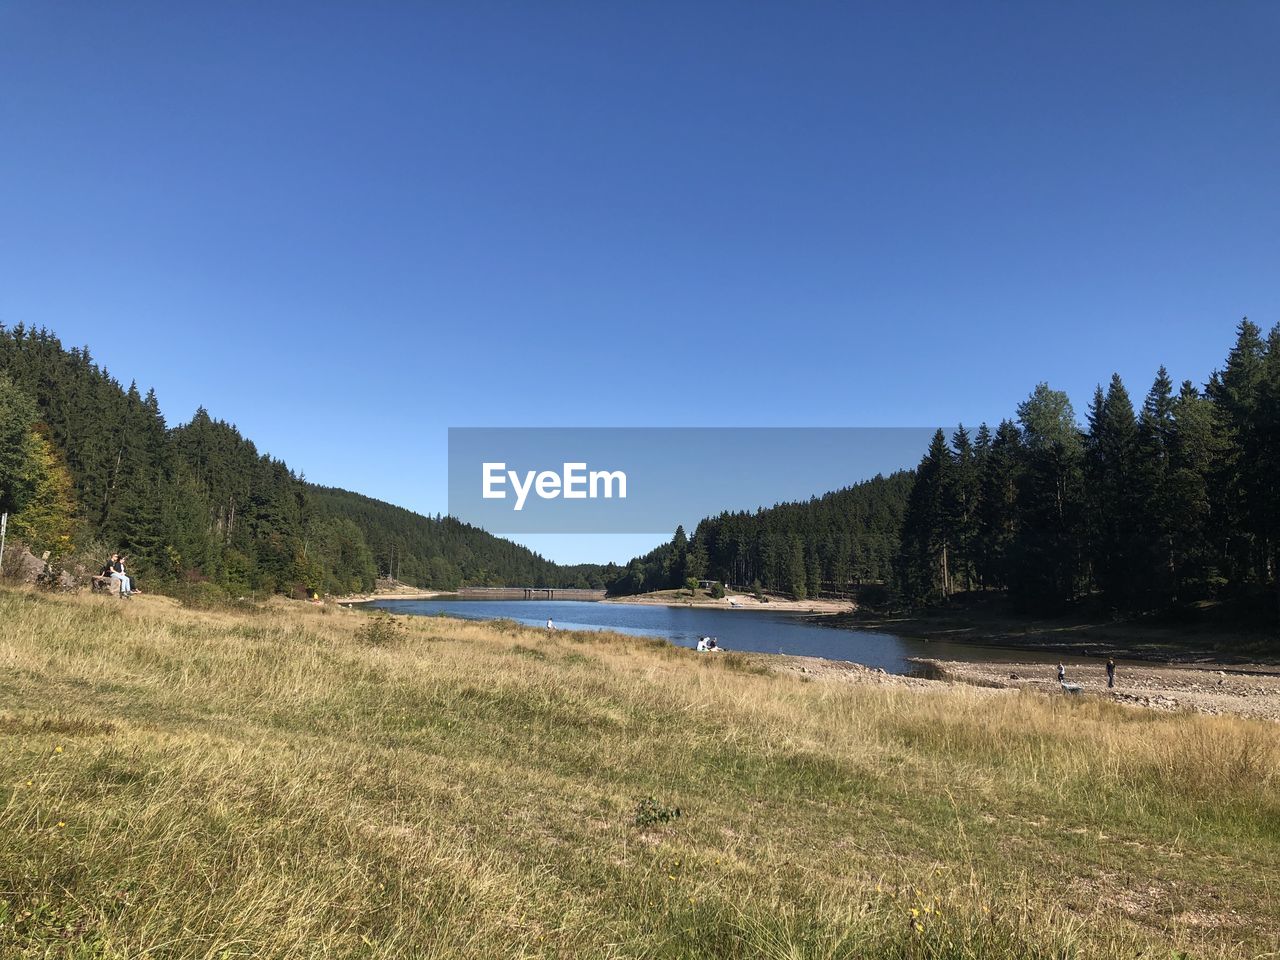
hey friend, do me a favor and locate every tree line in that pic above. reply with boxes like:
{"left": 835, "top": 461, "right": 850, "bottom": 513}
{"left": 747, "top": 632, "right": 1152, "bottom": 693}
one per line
{"left": 0, "top": 325, "right": 602, "bottom": 597}
{"left": 604, "top": 472, "right": 913, "bottom": 599}
{"left": 897, "top": 319, "right": 1279, "bottom": 619}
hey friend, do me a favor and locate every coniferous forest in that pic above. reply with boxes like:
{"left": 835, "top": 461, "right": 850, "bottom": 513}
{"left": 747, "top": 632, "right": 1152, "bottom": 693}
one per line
{"left": 603, "top": 473, "right": 913, "bottom": 600}
{"left": 609, "top": 320, "right": 1280, "bottom": 630}
{"left": 0, "top": 325, "right": 602, "bottom": 597}
{"left": 4, "top": 321, "right": 1279, "bottom": 629}
{"left": 894, "top": 319, "right": 1279, "bottom": 621}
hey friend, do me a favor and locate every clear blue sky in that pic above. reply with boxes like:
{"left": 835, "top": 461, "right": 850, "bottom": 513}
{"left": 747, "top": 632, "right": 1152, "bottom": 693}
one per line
{"left": 2, "top": 2, "right": 1277, "bottom": 563}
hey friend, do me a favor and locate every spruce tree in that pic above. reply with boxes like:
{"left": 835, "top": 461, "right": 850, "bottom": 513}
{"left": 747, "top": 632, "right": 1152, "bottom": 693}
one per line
{"left": 1013, "top": 385, "right": 1084, "bottom": 610}
{"left": 975, "top": 420, "right": 1021, "bottom": 590}
{"left": 1084, "top": 374, "right": 1141, "bottom": 611}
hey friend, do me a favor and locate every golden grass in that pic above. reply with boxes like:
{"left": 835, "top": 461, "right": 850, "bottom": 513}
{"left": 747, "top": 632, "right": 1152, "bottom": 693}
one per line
{"left": 0, "top": 586, "right": 1277, "bottom": 959}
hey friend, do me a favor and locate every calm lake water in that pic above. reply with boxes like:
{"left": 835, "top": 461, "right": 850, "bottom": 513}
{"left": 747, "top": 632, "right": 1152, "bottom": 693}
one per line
{"left": 362, "top": 598, "right": 1026, "bottom": 676}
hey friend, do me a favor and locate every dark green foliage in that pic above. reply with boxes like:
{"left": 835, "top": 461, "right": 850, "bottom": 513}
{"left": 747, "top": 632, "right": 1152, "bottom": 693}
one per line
{"left": 0, "top": 375, "right": 40, "bottom": 517}
{"left": 897, "top": 430, "right": 954, "bottom": 602}
{"left": 606, "top": 474, "right": 913, "bottom": 597}
{"left": 1085, "top": 375, "right": 1142, "bottom": 610}
{"left": 974, "top": 420, "right": 1022, "bottom": 590}
{"left": 306, "top": 486, "right": 606, "bottom": 589}
{"left": 0, "top": 325, "right": 601, "bottom": 596}
{"left": 632, "top": 796, "right": 682, "bottom": 828}
{"left": 896, "top": 319, "right": 1280, "bottom": 627}
{"left": 357, "top": 613, "right": 404, "bottom": 647}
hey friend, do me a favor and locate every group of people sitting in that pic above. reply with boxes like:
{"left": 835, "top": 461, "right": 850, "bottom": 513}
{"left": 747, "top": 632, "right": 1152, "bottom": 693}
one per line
{"left": 98, "top": 553, "right": 136, "bottom": 598}
{"left": 695, "top": 636, "right": 721, "bottom": 652}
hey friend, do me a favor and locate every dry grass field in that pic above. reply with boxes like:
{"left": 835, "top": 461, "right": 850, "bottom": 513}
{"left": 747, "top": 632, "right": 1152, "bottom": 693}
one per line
{"left": 1, "top": 586, "right": 1277, "bottom": 958}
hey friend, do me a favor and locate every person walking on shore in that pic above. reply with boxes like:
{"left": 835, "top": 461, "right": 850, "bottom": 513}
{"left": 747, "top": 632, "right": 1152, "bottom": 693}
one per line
{"left": 1057, "top": 662, "right": 1065, "bottom": 683}
{"left": 1106, "top": 658, "right": 1116, "bottom": 689}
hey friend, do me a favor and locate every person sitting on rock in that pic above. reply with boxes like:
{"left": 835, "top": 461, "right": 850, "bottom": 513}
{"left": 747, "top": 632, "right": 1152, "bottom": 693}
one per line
{"left": 109, "top": 553, "right": 133, "bottom": 598}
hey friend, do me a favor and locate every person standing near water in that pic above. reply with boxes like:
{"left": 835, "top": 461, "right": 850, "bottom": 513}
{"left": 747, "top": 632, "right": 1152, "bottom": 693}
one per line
{"left": 1057, "top": 662, "right": 1065, "bottom": 683}
{"left": 547, "top": 617, "right": 555, "bottom": 631}
{"left": 1106, "top": 658, "right": 1116, "bottom": 688}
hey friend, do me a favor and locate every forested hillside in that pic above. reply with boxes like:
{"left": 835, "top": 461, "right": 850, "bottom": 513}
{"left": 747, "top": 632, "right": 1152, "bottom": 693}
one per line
{"left": 0, "top": 325, "right": 599, "bottom": 596}
{"left": 605, "top": 472, "right": 913, "bottom": 599}
{"left": 897, "top": 319, "right": 1280, "bottom": 621}
{"left": 307, "top": 485, "right": 606, "bottom": 590}
{"left": 610, "top": 320, "right": 1280, "bottom": 630}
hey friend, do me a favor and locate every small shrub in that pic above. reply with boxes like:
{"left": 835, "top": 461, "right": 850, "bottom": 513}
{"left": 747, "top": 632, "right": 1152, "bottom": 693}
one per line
{"left": 487, "top": 618, "right": 524, "bottom": 634}
{"left": 716, "top": 651, "right": 769, "bottom": 675}
{"left": 168, "top": 580, "right": 235, "bottom": 610}
{"left": 633, "top": 796, "right": 682, "bottom": 828}
{"left": 357, "top": 614, "right": 403, "bottom": 647}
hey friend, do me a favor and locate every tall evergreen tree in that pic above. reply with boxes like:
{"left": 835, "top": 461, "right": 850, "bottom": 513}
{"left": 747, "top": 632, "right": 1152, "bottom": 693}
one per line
{"left": 1012, "top": 384, "right": 1084, "bottom": 610}
{"left": 0, "top": 376, "right": 40, "bottom": 518}
{"left": 897, "top": 430, "right": 955, "bottom": 602}
{"left": 1205, "top": 318, "right": 1267, "bottom": 587}
{"left": 948, "top": 425, "right": 980, "bottom": 592}
{"left": 1134, "top": 367, "right": 1177, "bottom": 606}
{"left": 1084, "top": 374, "right": 1141, "bottom": 610}
{"left": 974, "top": 420, "right": 1022, "bottom": 590}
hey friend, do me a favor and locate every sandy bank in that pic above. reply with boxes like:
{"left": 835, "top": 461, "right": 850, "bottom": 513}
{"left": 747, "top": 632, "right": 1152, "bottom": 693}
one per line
{"left": 707, "top": 647, "right": 1280, "bottom": 722}
{"left": 330, "top": 589, "right": 450, "bottom": 605}
{"left": 917, "top": 657, "right": 1280, "bottom": 722}
{"left": 603, "top": 590, "right": 854, "bottom": 614}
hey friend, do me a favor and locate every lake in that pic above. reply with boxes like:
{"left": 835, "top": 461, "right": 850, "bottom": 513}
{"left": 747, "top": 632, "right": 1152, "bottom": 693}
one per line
{"left": 362, "top": 597, "right": 1021, "bottom": 676}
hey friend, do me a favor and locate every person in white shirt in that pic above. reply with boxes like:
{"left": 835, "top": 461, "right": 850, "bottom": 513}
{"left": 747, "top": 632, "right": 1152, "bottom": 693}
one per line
{"left": 546, "top": 618, "right": 555, "bottom": 631}
{"left": 696, "top": 637, "right": 709, "bottom": 652}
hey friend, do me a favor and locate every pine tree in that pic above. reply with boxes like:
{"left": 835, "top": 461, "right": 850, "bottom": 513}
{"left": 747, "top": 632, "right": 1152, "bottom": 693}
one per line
{"left": 975, "top": 420, "right": 1021, "bottom": 590}
{"left": 1013, "top": 384, "right": 1084, "bottom": 610}
{"left": 1168, "top": 381, "right": 1215, "bottom": 599}
{"left": 897, "top": 430, "right": 954, "bottom": 602}
{"left": 784, "top": 535, "right": 807, "bottom": 599}
{"left": 0, "top": 376, "right": 40, "bottom": 517}
{"left": 1084, "top": 374, "right": 1141, "bottom": 611}
{"left": 1257, "top": 326, "right": 1280, "bottom": 616}
{"left": 1205, "top": 318, "right": 1266, "bottom": 587}
{"left": 1135, "top": 367, "right": 1177, "bottom": 606}
{"left": 948, "top": 425, "right": 980, "bottom": 592}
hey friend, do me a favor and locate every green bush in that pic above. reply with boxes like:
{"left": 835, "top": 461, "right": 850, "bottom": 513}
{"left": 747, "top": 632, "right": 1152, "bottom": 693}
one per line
{"left": 633, "top": 796, "right": 682, "bottom": 828}
{"left": 168, "top": 580, "right": 235, "bottom": 610}
{"left": 357, "top": 613, "right": 403, "bottom": 647}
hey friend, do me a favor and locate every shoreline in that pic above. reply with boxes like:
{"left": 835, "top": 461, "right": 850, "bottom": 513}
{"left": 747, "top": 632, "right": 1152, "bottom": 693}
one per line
{"left": 603, "top": 590, "right": 854, "bottom": 615}
{"left": 914, "top": 656, "right": 1280, "bottom": 722}
{"left": 330, "top": 590, "right": 450, "bottom": 605}
{"left": 823, "top": 609, "right": 1280, "bottom": 667}
{"left": 738, "top": 649, "right": 1280, "bottom": 722}
{"left": 333, "top": 593, "right": 1280, "bottom": 721}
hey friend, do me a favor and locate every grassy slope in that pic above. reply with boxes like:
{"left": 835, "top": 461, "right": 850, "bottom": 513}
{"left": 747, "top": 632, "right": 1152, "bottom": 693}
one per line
{"left": 0, "top": 588, "right": 1277, "bottom": 959}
